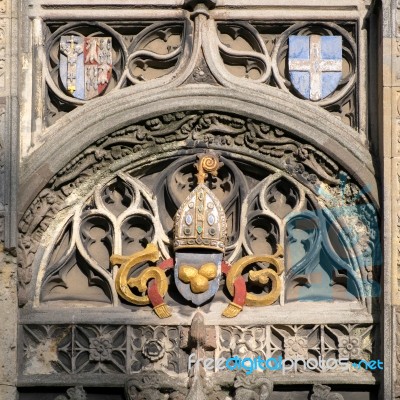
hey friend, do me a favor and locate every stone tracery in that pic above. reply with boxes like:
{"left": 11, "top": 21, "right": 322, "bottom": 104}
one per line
{"left": 43, "top": 14, "right": 358, "bottom": 129}
{"left": 13, "top": 0, "right": 383, "bottom": 397}
{"left": 32, "top": 147, "right": 377, "bottom": 314}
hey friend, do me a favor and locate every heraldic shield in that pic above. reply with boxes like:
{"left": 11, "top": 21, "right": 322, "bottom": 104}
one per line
{"left": 111, "top": 152, "right": 283, "bottom": 318}
{"left": 60, "top": 35, "right": 112, "bottom": 100}
{"left": 173, "top": 155, "right": 227, "bottom": 305}
{"left": 288, "top": 35, "right": 342, "bottom": 101}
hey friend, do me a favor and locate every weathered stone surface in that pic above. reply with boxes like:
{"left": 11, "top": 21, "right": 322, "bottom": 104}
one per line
{"left": 2, "top": 0, "right": 392, "bottom": 398}
{"left": 0, "top": 247, "right": 17, "bottom": 399}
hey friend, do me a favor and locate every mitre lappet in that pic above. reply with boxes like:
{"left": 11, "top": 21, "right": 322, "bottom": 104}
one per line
{"left": 173, "top": 154, "right": 227, "bottom": 305}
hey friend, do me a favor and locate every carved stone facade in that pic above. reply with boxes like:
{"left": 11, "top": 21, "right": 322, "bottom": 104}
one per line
{"left": 1, "top": 0, "right": 399, "bottom": 399}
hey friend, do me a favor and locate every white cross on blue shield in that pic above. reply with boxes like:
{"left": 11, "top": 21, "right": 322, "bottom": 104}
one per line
{"left": 288, "top": 35, "right": 342, "bottom": 101}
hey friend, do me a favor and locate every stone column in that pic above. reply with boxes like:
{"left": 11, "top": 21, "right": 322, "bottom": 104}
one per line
{"left": 0, "top": 246, "right": 18, "bottom": 399}
{"left": 0, "top": 0, "right": 19, "bottom": 398}
{"left": 383, "top": 0, "right": 400, "bottom": 399}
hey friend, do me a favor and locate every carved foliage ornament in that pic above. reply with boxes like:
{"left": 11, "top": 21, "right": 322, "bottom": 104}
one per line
{"left": 218, "top": 324, "right": 375, "bottom": 372}
{"left": 51, "top": 383, "right": 347, "bottom": 400}
{"left": 22, "top": 322, "right": 375, "bottom": 378}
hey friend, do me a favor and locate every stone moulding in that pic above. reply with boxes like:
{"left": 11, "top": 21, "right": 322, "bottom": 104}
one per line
{"left": 20, "top": 86, "right": 378, "bottom": 214}
{"left": 19, "top": 323, "right": 378, "bottom": 386}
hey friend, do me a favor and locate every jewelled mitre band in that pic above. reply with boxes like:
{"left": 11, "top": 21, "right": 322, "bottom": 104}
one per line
{"left": 173, "top": 155, "right": 227, "bottom": 253}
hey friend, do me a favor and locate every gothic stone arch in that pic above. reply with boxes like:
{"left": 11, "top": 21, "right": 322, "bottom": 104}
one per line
{"left": 18, "top": 93, "right": 380, "bottom": 400}
{"left": 15, "top": 2, "right": 383, "bottom": 398}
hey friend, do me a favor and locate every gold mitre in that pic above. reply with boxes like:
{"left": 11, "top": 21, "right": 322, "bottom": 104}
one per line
{"left": 174, "top": 155, "right": 227, "bottom": 253}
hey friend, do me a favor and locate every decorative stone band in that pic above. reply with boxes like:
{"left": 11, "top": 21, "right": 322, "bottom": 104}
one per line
{"left": 19, "top": 323, "right": 377, "bottom": 387}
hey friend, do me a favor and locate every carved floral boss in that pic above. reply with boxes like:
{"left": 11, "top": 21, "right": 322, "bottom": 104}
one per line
{"left": 111, "top": 155, "right": 283, "bottom": 319}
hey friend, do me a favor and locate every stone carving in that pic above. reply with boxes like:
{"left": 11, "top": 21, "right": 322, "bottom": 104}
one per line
{"left": 23, "top": 325, "right": 127, "bottom": 375}
{"left": 310, "top": 384, "right": 344, "bottom": 400}
{"left": 233, "top": 372, "right": 273, "bottom": 400}
{"left": 284, "top": 209, "right": 364, "bottom": 303}
{"left": 272, "top": 22, "right": 357, "bottom": 125}
{"left": 218, "top": 324, "right": 375, "bottom": 373}
{"left": 111, "top": 154, "right": 231, "bottom": 312}
{"left": 191, "top": 65, "right": 214, "bottom": 83}
{"left": 224, "top": 246, "right": 283, "bottom": 316}
{"left": 55, "top": 387, "right": 87, "bottom": 400}
{"left": 125, "top": 371, "right": 187, "bottom": 400}
{"left": 19, "top": 322, "right": 378, "bottom": 397}
{"left": 142, "top": 339, "right": 165, "bottom": 362}
{"left": 22, "top": 324, "right": 183, "bottom": 376}
{"left": 59, "top": 36, "right": 112, "bottom": 100}
{"left": 19, "top": 112, "right": 378, "bottom": 309}
{"left": 59, "top": 36, "right": 84, "bottom": 96}
{"left": 45, "top": 22, "right": 184, "bottom": 125}
{"left": 318, "top": 178, "right": 381, "bottom": 303}
{"left": 21, "top": 322, "right": 376, "bottom": 378}
{"left": 112, "top": 244, "right": 172, "bottom": 318}
{"left": 288, "top": 35, "right": 342, "bottom": 101}
{"left": 338, "top": 336, "right": 362, "bottom": 359}
{"left": 181, "top": 312, "right": 216, "bottom": 353}
{"left": 18, "top": 187, "right": 66, "bottom": 305}
{"left": 88, "top": 335, "right": 114, "bottom": 362}
{"left": 43, "top": 15, "right": 358, "bottom": 128}
{"left": 186, "top": 368, "right": 207, "bottom": 400}
{"left": 35, "top": 162, "right": 366, "bottom": 313}
{"left": 173, "top": 155, "right": 226, "bottom": 305}
{"left": 216, "top": 22, "right": 272, "bottom": 83}
{"left": 131, "top": 326, "right": 183, "bottom": 373}
{"left": 284, "top": 335, "right": 308, "bottom": 359}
